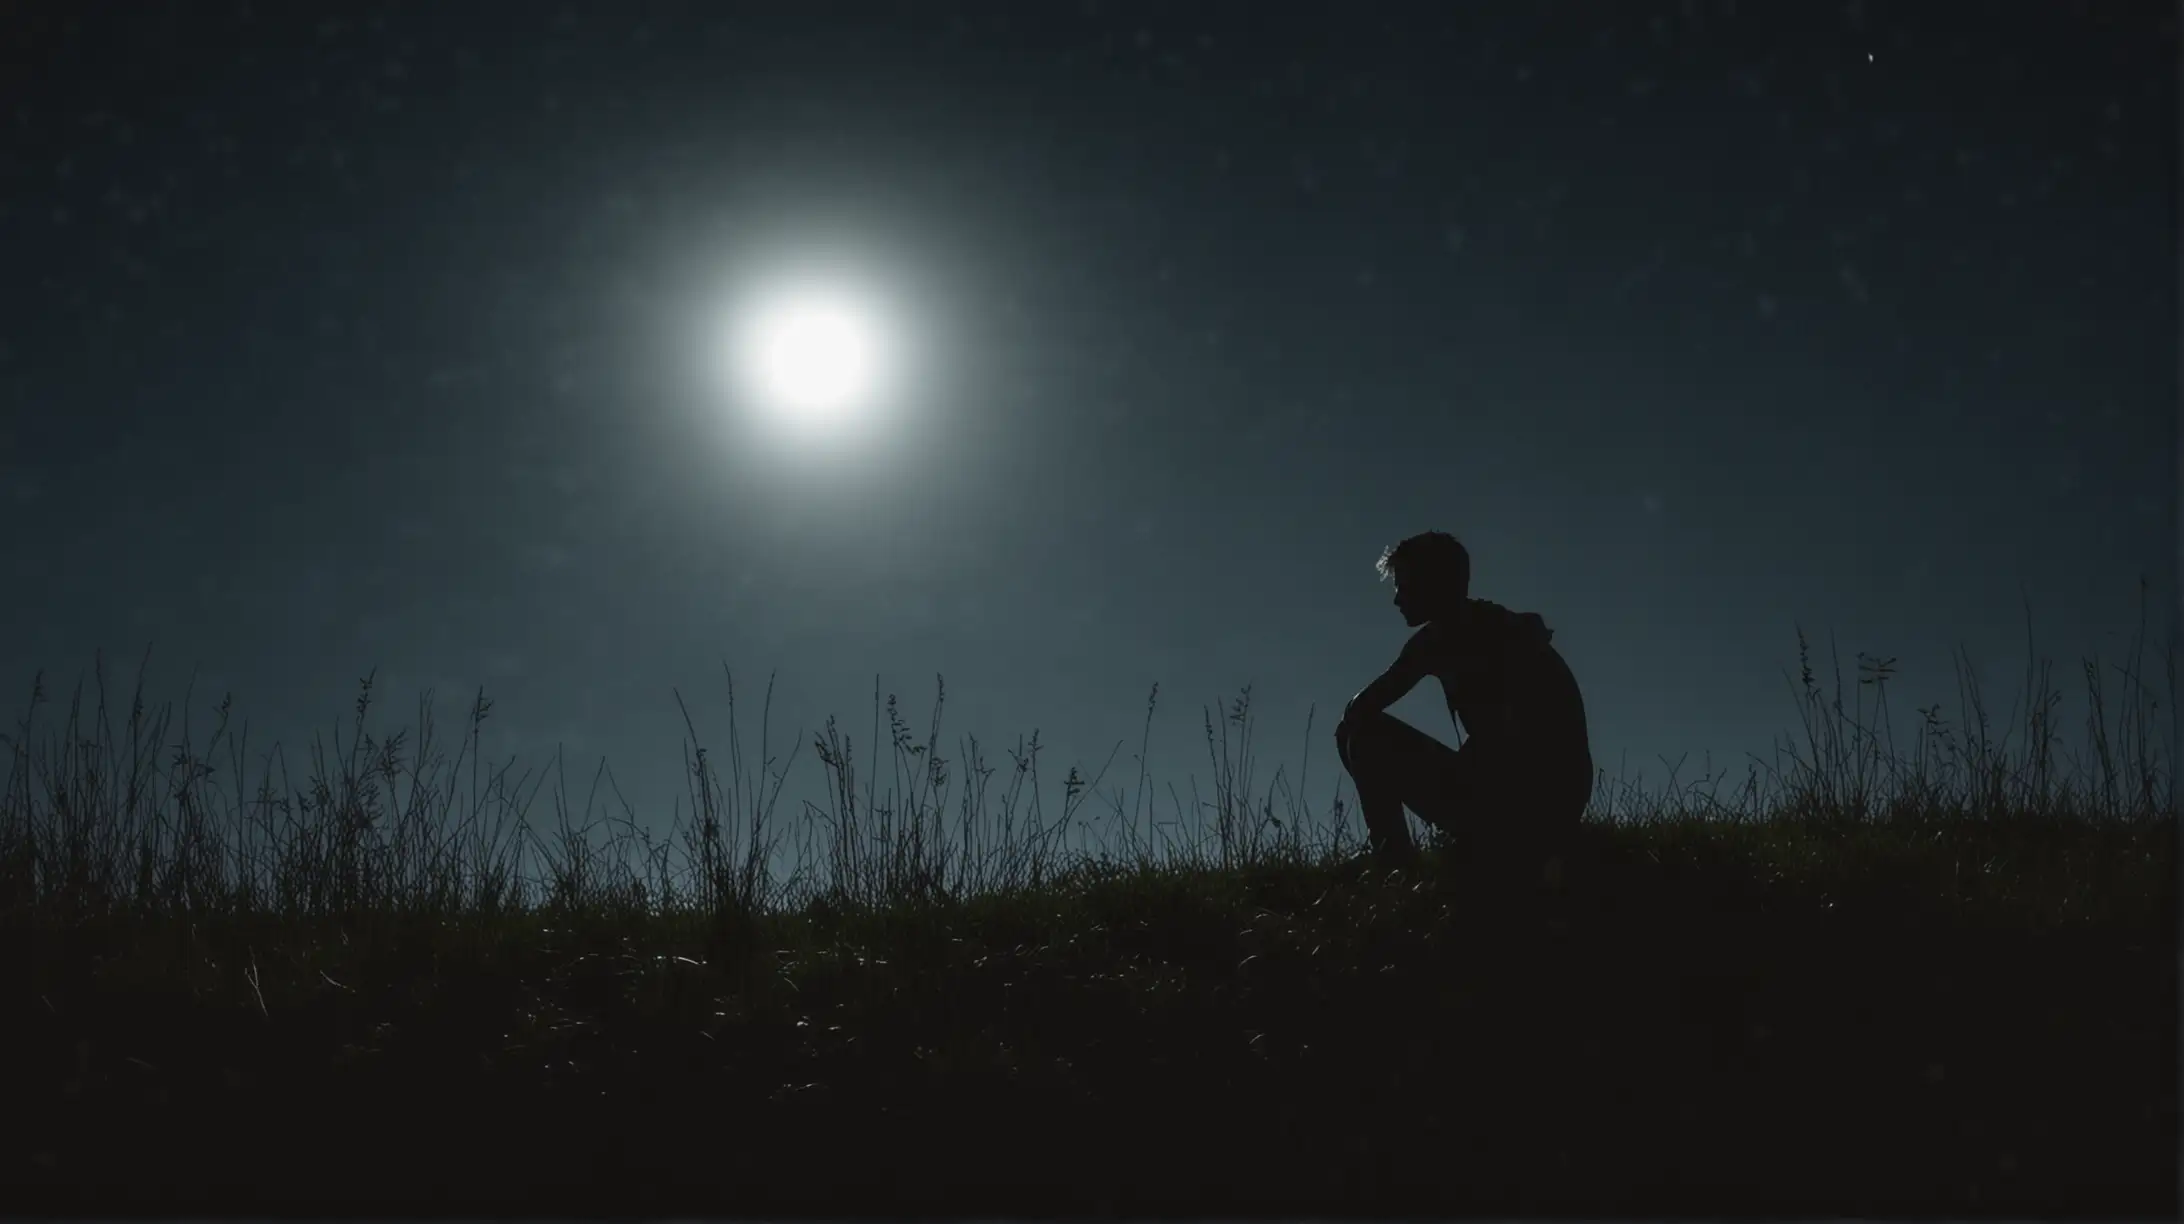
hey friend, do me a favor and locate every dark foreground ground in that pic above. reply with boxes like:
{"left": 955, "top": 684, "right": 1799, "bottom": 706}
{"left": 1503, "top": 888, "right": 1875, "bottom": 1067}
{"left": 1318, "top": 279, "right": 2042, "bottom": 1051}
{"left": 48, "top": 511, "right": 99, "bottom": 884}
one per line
{"left": 10, "top": 824, "right": 2176, "bottom": 1218}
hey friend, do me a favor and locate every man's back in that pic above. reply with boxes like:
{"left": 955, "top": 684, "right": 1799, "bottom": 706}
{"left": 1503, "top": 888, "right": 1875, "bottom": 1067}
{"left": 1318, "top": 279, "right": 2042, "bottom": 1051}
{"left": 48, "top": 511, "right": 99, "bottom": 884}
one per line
{"left": 1415, "top": 598, "right": 1591, "bottom": 761}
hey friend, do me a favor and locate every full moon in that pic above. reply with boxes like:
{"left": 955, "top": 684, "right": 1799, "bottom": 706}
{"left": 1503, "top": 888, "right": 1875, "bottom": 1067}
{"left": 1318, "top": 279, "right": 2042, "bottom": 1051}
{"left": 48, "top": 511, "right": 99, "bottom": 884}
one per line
{"left": 729, "top": 282, "right": 895, "bottom": 432}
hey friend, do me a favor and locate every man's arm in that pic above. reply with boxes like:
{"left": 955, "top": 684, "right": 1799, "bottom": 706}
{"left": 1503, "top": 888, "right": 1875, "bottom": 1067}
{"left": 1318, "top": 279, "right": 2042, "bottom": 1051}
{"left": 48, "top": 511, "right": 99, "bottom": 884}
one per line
{"left": 1341, "top": 626, "right": 1436, "bottom": 727}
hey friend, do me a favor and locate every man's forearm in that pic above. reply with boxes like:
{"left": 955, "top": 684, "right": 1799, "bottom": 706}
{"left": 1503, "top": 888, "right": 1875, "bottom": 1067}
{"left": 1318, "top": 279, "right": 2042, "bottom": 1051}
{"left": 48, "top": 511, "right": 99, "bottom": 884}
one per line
{"left": 1344, "top": 682, "right": 1392, "bottom": 724}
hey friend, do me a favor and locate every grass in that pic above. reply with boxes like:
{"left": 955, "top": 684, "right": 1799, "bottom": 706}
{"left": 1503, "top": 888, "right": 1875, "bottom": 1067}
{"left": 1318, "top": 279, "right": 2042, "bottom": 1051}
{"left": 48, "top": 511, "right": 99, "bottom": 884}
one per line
{"left": 3, "top": 600, "right": 2176, "bottom": 1217}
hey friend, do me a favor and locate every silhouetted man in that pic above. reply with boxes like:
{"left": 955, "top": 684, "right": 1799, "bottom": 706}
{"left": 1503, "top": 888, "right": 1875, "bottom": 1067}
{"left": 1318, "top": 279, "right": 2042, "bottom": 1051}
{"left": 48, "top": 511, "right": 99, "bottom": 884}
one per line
{"left": 1334, "top": 530, "right": 1593, "bottom": 873}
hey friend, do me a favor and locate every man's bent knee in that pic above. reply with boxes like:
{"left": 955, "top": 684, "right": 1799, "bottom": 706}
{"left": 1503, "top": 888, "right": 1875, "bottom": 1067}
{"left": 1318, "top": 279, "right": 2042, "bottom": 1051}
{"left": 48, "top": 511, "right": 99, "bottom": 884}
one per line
{"left": 1336, "top": 708, "right": 1400, "bottom": 742}
{"left": 1336, "top": 711, "right": 1393, "bottom": 773}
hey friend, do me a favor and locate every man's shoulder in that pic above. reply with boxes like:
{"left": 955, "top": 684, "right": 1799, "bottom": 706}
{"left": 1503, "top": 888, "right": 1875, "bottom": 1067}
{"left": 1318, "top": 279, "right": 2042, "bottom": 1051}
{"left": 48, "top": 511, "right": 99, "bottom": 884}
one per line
{"left": 1426, "top": 601, "right": 1557, "bottom": 656}
{"left": 1401, "top": 616, "right": 1464, "bottom": 664}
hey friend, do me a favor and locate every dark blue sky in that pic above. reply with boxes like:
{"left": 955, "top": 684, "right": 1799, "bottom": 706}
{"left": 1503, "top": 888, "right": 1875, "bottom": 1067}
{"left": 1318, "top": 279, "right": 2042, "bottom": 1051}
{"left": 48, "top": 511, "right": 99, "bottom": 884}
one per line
{"left": 4, "top": 2, "right": 2174, "bottom": 854}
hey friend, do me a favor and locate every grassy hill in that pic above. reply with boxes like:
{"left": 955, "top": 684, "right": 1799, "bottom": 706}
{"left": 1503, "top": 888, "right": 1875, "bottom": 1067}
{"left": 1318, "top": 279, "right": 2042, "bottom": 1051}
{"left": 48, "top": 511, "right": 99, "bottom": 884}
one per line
{"left": 5, "top": 627, "right": 2174, "bottom": 1216}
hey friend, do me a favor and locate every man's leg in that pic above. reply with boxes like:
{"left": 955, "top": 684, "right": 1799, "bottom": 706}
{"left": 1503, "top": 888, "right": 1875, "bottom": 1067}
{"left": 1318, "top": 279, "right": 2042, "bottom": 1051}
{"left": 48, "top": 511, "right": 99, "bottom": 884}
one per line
{"left": 1444, "top": 749, "right": 1594, "bottom": 887}
{"left": 1334, "top": 711, "right": 1464, "bottom": 860}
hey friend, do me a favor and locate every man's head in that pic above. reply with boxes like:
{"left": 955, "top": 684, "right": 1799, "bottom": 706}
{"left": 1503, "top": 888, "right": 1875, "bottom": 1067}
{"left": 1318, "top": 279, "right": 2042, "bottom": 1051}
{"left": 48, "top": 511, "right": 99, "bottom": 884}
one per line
{"left": 1375, "top": 530, "right": 1470, "bottom": 627}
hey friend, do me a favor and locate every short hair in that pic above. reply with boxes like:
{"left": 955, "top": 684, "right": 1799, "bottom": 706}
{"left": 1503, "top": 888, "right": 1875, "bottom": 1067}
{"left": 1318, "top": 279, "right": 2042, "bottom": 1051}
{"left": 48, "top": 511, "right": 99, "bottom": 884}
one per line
{"left": 1375, "top": 530, "right": 1470, "bottom": 599}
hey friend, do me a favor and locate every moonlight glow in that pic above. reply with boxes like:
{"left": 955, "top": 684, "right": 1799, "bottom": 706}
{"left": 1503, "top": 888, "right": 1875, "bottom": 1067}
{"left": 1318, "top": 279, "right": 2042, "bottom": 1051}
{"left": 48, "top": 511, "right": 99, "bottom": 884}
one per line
{"left": 729, "top": 283, "right": 896, "bottom": 432}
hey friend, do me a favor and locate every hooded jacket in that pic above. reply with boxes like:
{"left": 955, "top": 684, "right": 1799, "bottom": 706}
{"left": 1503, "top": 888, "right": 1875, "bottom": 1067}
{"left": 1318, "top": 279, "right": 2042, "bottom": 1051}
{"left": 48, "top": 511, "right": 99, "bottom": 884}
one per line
{"left": 1415, "top": 598, "right": 1592, "bottom": 762}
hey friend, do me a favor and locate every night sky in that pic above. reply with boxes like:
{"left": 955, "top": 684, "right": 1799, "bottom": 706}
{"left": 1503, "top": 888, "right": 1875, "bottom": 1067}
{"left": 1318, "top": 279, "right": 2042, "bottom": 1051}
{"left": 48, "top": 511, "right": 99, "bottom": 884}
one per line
{"left": 4, "top": 2, "right": 2174, "bottom": 859}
